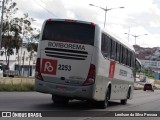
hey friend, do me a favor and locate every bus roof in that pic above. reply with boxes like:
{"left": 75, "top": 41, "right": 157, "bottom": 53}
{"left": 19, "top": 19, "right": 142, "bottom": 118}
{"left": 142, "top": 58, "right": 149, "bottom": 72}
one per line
{"left": 102, "top": 28, "right": 135, "bottom": 52}
{"left": 44, "top": 18, "right": 95, "bottom": 26}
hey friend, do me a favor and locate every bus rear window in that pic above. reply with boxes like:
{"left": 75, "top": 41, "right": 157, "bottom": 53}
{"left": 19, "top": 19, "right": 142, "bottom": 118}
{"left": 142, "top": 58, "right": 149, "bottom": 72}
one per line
{"left": 42, "top": 21, "right": 95, "bottom": 45}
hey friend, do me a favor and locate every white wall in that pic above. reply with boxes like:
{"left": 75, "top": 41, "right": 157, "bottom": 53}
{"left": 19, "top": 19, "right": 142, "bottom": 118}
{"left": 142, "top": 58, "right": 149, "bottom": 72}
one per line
{"left": 16, "top": 47, "right": 37, "bottom": 66}
{"left": 0, "top": 46, "right": 37, "bottom": 76}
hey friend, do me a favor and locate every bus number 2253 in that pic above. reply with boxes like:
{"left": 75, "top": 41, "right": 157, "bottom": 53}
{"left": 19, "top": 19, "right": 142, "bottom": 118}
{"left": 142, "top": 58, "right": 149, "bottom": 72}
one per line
{"left": 58, "top": 64, "right": 71, "bottom": 71}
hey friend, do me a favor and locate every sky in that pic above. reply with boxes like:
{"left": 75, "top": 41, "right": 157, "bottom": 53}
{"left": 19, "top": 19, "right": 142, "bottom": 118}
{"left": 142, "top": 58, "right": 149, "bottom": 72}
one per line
{"left": 12, "top": 0, "right": 160, "bottom": 47}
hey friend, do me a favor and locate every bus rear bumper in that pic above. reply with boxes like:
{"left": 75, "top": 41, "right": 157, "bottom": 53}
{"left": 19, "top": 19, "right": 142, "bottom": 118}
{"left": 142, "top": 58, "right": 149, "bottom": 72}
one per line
{"left": 35, "top": 79, "right": 95, "bottom": 100}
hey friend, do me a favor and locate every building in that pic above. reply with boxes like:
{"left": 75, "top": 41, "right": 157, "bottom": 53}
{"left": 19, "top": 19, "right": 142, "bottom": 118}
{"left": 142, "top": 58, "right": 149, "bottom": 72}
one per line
{"left": 0, "top": 43, "right": 37, "bottom": 76}
{"left": 140, "top": 60, "right": 160, "bottom": 69}
{"left": 0, "top": 48, "right": 16, "bottom": 70}
{"left": 151, "top": 47, "right": 160, "bottom": 61}
{"left": 133, "top": 45, "right": 160, "bottom": 80}
{"left": 133, "top": 45, "right": 160, "bottom": 70}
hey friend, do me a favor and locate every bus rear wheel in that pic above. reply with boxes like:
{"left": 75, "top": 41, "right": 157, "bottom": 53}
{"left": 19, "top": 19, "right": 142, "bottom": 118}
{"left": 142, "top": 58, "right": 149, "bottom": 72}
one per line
{"left": 52, "top": 95, "right": 69, "bottom": 105}
{"left": 98, "top": 88, "right": 110, "bottom": 109}
{"left": 120, "top": 88, "right": 130, "bottom": 105}
{"left": 120, "top": 99, "right": 127, "bottom": 105}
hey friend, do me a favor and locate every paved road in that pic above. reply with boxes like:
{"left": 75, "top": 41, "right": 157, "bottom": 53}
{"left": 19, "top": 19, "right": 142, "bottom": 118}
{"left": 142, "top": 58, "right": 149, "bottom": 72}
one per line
{"left": 0, "top": 90, "right": 160, "bottom": 120}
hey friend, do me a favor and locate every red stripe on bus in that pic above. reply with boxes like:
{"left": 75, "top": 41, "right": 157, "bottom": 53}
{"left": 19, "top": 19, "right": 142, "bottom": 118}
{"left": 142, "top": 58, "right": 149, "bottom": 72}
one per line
{"left": 108, "top": 61, "right": 116, "bottom": 78}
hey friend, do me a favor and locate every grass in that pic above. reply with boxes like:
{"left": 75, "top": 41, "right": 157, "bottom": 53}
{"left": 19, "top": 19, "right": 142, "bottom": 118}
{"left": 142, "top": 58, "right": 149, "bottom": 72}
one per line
{"left": 0, "top": 83, "right": 34, "bottom": 91}
{"left": 14, "top": 76, "right": 35, "bottom": 79}
{"left": 134, "top": 86, "right": 143, "bottom": 90}
{"left": 154, "top": 80, "right": 160, "bottom": 85}
{"left": 0, "top": 77, "right": 156, "bottom": 91}
{"left": 0, "top": 77, "right": 35, "bottom": 91}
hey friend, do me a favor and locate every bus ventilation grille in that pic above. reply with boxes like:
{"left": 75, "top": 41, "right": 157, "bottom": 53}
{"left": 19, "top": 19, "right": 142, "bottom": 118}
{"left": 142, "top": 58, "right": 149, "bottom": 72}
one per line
{"left": 45, "top": 48, "right": 88, "bottom": 60}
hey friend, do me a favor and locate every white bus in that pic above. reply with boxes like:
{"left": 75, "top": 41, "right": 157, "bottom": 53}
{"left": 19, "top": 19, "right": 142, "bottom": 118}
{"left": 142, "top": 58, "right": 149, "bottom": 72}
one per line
{"left": 35, "top": 19, "right": 138, "bottom": 108}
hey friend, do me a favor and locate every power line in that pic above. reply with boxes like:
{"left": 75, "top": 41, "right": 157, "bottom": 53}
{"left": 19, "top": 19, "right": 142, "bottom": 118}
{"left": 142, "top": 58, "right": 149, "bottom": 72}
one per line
{"left": 40, "top": 0, "right": 47, "bottom": 5}
{"left": 33, "top": 0, "right": 58, "bottom": 18}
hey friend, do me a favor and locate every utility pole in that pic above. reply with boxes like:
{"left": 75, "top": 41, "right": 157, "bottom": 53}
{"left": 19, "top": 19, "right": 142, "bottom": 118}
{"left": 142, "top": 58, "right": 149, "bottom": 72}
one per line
{"left": 0, "top": 0, "right": 5, "bottom": 49}
{"left": 89, "top": 4, "right": 124, "bottom": 28}
{"left": 124, "top": 33, "right": 147, "bottom": 45}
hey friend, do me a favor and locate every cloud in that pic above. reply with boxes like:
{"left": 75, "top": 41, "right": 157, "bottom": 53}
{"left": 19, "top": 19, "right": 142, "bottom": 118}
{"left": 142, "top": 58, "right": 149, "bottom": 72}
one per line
{"left": 13, "top": 0, "right": 160, "bottom": 47}
{"left": 150, "top": 21, "right": 160, "bottom": 27}
{"left": 140, "top": 33, "right": 160, "bottom": 47}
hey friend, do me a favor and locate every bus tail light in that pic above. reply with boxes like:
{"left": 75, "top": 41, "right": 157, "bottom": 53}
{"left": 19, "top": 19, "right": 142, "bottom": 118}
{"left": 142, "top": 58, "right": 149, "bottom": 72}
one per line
{"left": 91, "top": 22, "right": 96, "bottom": 26}
{"left": 83, "top": 64, "right": 96, "bottom": 86}
{"left": 35, "top": 58, "right": 43, "bottom": 80}
{"left": 65, "top": 19, "right": 77, "bottom": 22}
{"left": 47, "top": 19, "right": 52, "bottom": 22}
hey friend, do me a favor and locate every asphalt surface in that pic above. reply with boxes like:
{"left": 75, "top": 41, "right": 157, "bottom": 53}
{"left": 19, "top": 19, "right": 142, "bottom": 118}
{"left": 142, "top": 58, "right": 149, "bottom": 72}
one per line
{"left": 0, "top": 90, "right": 160, "bottom": 120}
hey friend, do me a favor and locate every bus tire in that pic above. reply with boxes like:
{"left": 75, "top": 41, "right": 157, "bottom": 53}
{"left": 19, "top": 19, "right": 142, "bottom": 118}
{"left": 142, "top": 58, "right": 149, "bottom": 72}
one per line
{"left": 120, "top": 99, "right": 127, "bottom": 105}
{"left": 121, "top": 88, "right": 130, "bottom": 105}
{"left": 52, "top": 95, "right": 69, "bottom": 105}
{"left": 98, "top": 88, "right": 110, "bottom": 109}
{"left": 127, "top": 87, "right": 131, "bottom": 99}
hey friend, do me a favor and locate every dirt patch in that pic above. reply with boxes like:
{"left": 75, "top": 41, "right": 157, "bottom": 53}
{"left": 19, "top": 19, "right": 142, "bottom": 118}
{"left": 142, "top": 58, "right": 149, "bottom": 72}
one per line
{"left": 154, "top": 80, "right": 160, "bottom": 85}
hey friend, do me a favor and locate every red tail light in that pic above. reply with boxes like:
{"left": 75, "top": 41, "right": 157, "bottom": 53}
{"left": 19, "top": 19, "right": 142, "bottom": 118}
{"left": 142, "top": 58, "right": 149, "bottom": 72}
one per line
{"left": 65, "top": 19, "right": 77, "bottom": 22}
{"left": 83, "top": 64, "right": 96, "bottom": 86}
{"left": 47, "top": 19, "right": 52, "bottom": 22}
{"left": 91, "top": 22, "right": 96, "bottom": 26}
{"left": 35, "top": 58, "right": 43, "bottom": 80}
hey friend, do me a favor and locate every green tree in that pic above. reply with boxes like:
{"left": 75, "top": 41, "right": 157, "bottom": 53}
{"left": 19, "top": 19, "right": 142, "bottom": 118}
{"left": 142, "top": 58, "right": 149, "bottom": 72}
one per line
{"left": 1, "top": 0, "right": 38, "bottom": 73}
{"left": 26, "top": 42, "right": 38, "bottom": 76}
{"left": 1, "top": 0, "right": 19, "bottom": 69}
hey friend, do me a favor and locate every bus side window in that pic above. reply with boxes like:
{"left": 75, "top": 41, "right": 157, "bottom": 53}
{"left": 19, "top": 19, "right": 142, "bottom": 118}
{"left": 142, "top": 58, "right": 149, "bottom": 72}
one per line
{"left": 101, "top": 34, "right": 109, "bottom": 58}
{"left": 123, "top": 47, "right": 127, "bottom": 65}
{"left": 131, "top": 52, "right": 136, "bottom": 68}
{"left": 120, "top": 46, "right": 124, "bottom": 64}
{"left": 101, "top": 34, "right": 106, "bottom": 56}
{"left": 107, "top": 36, "right": 111, "bottom": 59}
{"left": 116, "top": 43, "right": 120, "bottom": 62}
{"left": 110, "top": 40, "right": 116, "bottom": 60}
{"left": 119, "top": 44, "right": 122, "bottom": 63}
{"left": 128, "top": 51, "right": 131, "bottom": 67}
{"left": 133, "top": 53, "right": 136, "bottom": 68}
{"left": 126, "top": 49, "right": 128, "bottom": 66}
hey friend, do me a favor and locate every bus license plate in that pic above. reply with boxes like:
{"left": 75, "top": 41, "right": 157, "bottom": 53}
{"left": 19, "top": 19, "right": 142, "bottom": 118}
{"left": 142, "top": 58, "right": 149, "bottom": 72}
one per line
{"left": 56, "top": 86, "right": 66, "bottom": 91}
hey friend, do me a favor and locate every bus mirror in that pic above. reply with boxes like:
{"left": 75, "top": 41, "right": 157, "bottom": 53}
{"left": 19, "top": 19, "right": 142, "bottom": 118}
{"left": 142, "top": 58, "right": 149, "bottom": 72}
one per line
{"left": 136, "top": 58, "right": 141, "bottom": 73}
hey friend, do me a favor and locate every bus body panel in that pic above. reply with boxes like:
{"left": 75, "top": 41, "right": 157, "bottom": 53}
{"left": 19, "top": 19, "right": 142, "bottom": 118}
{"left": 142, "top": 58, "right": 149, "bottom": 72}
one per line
{"left": 35, "top": 19, "right": 97, "bottom": 100}
{"left": 39, "top": 41, "right": 94, "bottom": 85}
{"left": 35, "top": 80, "right": 95, "bottom": 100}
{"left": 92, "top": 47, "right": 134, "bottom": 101}
{"left": 92, "top": 26, "right": 134, "bottom": 101}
